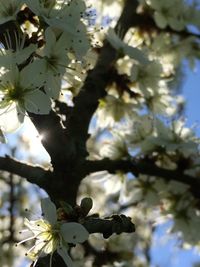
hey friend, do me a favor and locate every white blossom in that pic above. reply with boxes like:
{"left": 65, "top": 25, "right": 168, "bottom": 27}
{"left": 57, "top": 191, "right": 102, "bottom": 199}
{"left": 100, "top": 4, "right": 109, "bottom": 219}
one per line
{"left": 31, "top": 27, "right": 71, "bottom": 99}
{"left": 96, "top": 95, "right": 134, "bottom": 128}
{"left": 0, "top": 64, "right": 51, "bottom": 131}
{"left": 16, "top": 198, "right": 89, "bottom": 267}
{"left": 107, "top": 28, "right": 148, "bottom": 65}
{"left": 130, "top": 61, "right": 163, "bottom": 96}
{"left": 148, "top": 0, "right": 187, "bottom": 31}
{"left": 25, "top": 0, "right": 90, "bottom": 60}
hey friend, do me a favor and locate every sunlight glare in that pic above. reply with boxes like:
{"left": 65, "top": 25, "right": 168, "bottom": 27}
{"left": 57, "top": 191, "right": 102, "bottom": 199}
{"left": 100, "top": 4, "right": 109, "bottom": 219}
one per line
{"left": 20, "top": 118, "right": 50, "bottom": 162}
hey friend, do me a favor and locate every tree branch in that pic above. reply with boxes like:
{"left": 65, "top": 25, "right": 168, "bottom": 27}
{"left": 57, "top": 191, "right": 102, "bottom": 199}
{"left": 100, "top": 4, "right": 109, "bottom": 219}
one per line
{"left": 83, "top": 214, "right": 135, "bottom": 238}
{"left": 128, "top": 12, "right": 200, "bottom": 39}
{"left": 28, "top": 110, "right": 73, "bottom": 171}
{"left": 84, "top": 158, "right": 200, "bottom": 199}
{"left": 0, "top": 156, "right": 51, "bottom": 189}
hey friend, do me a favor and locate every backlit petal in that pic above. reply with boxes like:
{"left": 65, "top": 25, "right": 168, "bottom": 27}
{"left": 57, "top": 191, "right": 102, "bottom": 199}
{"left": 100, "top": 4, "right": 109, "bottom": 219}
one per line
{"left": 61, "top": 223, "right": 89, "bottom": 244}
{"left": 41, "top": 198, "right": 57, "bottom": 225}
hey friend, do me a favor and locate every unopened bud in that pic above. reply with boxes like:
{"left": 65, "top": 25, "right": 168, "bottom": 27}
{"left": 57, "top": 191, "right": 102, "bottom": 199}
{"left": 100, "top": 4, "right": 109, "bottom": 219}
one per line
{"left": 80, "top": 197, "right": 93, "bottom": 216}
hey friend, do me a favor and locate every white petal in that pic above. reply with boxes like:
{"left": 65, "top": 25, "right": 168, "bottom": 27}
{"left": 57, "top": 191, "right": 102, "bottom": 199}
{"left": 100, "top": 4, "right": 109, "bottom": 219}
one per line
{"left": 130, "top": 65, "right": 139, "bottom": 82}
{"left": 41, "top": 198, "right": 57, "bottom": 225}
{"left": 45, "top": 18, "right": 78, "bottom": 36}
{"left": 44, "top": 27, "right": 57, "bottom": 56}
{"left": 124, "top": 46, "right": 149, "bottom": 65}
{"left": 57, "top": 246, "right": 74, "bottom": 267}
{"left": 0, "top": 53, "right": 13, "bottom": 68}
{"left": 107, "top": 28, "right": 148, "bottom": 65}
{"left": 0, "top": 103, "right": 23, "bottom": 132}
{"left": 107, "top": 28, "right": 123, "bottom": 50}
{"left": 44, "top": 75, "right": 62, "bottom": 99}
{"left": 20, "top": 61, "right": 46, "bottom": 89}
{"left": 24, "top": 90, "right": 51, "bottom": 114}
{"left": 16, "top": 44, "right": 37, "bottom": 65}
{"left": 61, "top": 223, "right": 89, "bottom": 244}
{"left": 62, "top": 0, "right": 86, "bottom": 25}
{"left": 24, "top": 218, "right": 50, "bottom": 233}
{"left": 169, "top": 18, "right": 184, "bottom": 31}
{"left": 24, "top": 0, "right": 40, "bottom": 15}
{"left": 154, "top": 12, "right": 168, "bottom": 29}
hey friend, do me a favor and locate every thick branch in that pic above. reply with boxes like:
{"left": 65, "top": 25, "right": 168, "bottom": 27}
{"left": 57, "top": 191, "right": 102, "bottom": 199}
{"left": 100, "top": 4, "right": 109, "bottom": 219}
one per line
{"left": 84, "top": 158, "right": 200, "bottom": 199}
{"left": 127, "top": 12, "right": 200, "bottom": 39}
{"left": 29, "top": 111, "right": 73, "bottom": 171}
{"left": 117, "top": 0, "right": 200, "bottom": 40}
{"left": 0, "top": 156, "right": 51, "bottom": 189}
{"left": 83, "top": 214, "right": 135, "bottom": 238}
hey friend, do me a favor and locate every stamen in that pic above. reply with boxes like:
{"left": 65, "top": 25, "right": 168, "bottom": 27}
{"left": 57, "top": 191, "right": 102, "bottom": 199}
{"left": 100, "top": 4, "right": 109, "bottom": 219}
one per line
{"left": 50, "top": 252, "right": 54, "bottom": 267}
{"left": 16, "top": 235, "right": 37, "bottom": 246}
{"left": 14, "top": 31, "right": 19, "bottom": 51}
{"left": 3, "top": 30, "right": 11, "bottom": 50}
{"left": 32, "top": 259, "right": 38, "bottom": 267}
{"left": 19, "top": 229, "right": 30, "bottom": 234}
{"left": 26, "top": 236, "right": 53, "bottom": 260}
{"left": 26, "top": 243, "right": 38, "bottom": 255}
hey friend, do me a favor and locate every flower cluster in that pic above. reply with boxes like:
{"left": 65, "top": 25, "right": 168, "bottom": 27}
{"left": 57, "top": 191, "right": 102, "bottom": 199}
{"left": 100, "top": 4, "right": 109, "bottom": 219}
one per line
{"left": 96, "top": 94, "right": 135, "bottom": 128}
{"left": 140, "top": 0, "right": 200, "bottom": 31}
{"left": 107, "top": 28, "right": 148, "bottom": 65}
{"left": 0, "top": 0, "right": 93, "bottom": 133}
{"left": 16, "top": 198, "right": 89, "bottom": 267}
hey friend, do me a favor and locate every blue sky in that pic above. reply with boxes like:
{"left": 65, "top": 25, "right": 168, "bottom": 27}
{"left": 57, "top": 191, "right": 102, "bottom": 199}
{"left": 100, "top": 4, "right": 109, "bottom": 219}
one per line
{"left": 149, "top": 62, "right": 200, "bottom": 267}
{"left": 183, "top": 61, "right": 200, "bottom": 136}
{"left": 151, "top": 222, "right": 200, "bottom": 267}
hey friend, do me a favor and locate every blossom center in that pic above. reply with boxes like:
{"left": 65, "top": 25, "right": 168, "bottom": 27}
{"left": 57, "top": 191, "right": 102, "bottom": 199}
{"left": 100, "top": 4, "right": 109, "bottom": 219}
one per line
{"left": 6, "top": 84, "right": 25, "bottom": 101}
